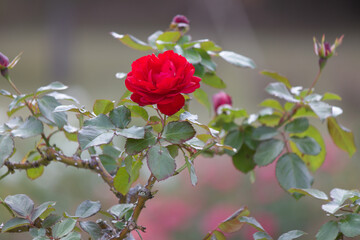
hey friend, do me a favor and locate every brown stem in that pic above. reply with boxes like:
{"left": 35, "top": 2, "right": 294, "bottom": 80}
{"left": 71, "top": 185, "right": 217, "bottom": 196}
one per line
{"left": 115, "top": 174, "right": 157, "bottom": 240}
{"left": 277, "top": 103, "right": 303, "bottom": 128}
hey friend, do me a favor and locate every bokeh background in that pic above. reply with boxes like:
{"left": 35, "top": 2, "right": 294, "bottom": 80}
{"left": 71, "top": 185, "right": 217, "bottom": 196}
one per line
{"left": 1, "top": 1, "right": 360, "bottom": 239}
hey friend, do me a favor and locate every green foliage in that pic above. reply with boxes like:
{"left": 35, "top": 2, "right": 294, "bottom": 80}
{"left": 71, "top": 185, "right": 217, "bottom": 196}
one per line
{"left": 147, "top": 145, "right": 176, "bottom": 180}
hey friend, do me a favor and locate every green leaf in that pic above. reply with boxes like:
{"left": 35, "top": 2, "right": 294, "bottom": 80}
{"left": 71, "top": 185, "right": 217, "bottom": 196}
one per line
{"left": 75, "top": 200, "right": 101, "bottom": 218}
{"left": 199, "top": 40, "right": 222, "bottom": 52}
{"left": 156, "top": 31, "right": 181, "bottom": 43}
{"left": 30, "top": 228, "right": 46, "bottom": 237}
{"left": 110, "top": 106, "right": 131, "bottom": 129}
{"left": 11, "top": 116, "right": 43, "bottom": 138}
{"left": 52, "top": 218, "right": 77, "bottom": 239}
{"left": 79, "top": 221, "right": 103, "bottom": 240}
{"left": 308, "top": 102, "right": 341, "bottom": 120}
{"left": 339, "top": 214, "right": 360, "bottom": 237}
{"left": 93, "top": 99, "right": 114, "bottom": 115}
{"left": 238, "top": 216, "right": 266, "bottom": 232}
{"left": 84, "top": 114, "right": 115, "bottom": 130}
{"left": 288, "top": 188, "right": 328, "bottom": 200}
{"left": 183, "top": 48, "right": 202, "bottom": 64}
{"left": 78, "top": 128, "right": 114, "bottom": 150}
{"left": 111, "top": 32, "right": 153, "bottom": 51}
{"left": 284, "top": 118, "right": 309, "bottom": 133}
{"left": 316, "top": 221, "right": 339, "bottom": 240}
{"left": 232, "top": 144, "right": 256, "bottom": 173}
{"left": 4, "top": 194, "right": 34, "bottom": 217}
{"left": 265, "top": 82, "right": 298, "bottom": 103}
{"left": 197, "top": 49, "right": 217, "bottom": 71}
{"left": 114, "top": 167, "right": 131, "bottom": 195}
{"left": 27, "top": 166, "right": 45, "bottom": 180}
{"left": 219, "top": 51, "right": 255, "bottom": 69}
{"left": 322, "top": 188, "right": 358, "bottom": 214}
{"left": 0, "top": 134, "right": 14, "bottom": 167}
{"left": 167, "top": 145, "right": 179, "bottom": 158}
{"left": 260, "top": 99, "right": 284, "bottom": 112}
{"left": 46, "top": 91, "right": 79, "bottom": 104}
{"left": 36, "top": 82, "right": 68, "bottom": 94}
{"left": 60, "top": 231, "right": 81, "bottom": 240}
{"left": 31, "top": 201, "right": 56, "bottom": 222}
{"left": 0, "top": 89, "right": 14, "bottom": 98}
{"left": 54, "top": 105, "right": 93, "bottom": 117}
{"left": 261, "top": 71, "right": 291, "bottom": 89}
{"left": 327, "top": 117, "right": 356, "bottom": 157}
{"left": 193, "top": 88, "right": 211, "bottom": 112}
{"left": 194, "top": 63, "right": 205, "bottom": 77}
{"left": 2, "top": 218, "right": 30, "bottom": 232}
{"left": 37, "top": 95, "right": 68, "bottom": 128}
{"left": 147, "top": 145, "right": 176, "bottom": 181}
{"left": 278, "top": 230, "right": 306, "bottom": 240}
{"left": 224, "top": 129, "right": 244, "bottom": 156}
{"left": 254, "top": 139, "right": 284, "bottom": 166}
{"left": 108, "top": 204, "right": 134, "bottom": 219}
{"left": 276, "top": 153, "right": 313, "bottom": 197}
{"left": 322, "top": 92, "right": 342, "bottom": 101}
{"left": 42, "top": 214, "right": 61, "bottom": 228}
{"left": 252, "top": 126, "right": 279, "bottom": 141}
{"left": 289, "top": 136, "right": 321, "bottom": 155}
{"left": 185, "top": 157, "right": 198, "bottom": 186}
{"left": 127, "top": 105, "right": 149, "bottom": 121}
{"left": 289, "top": 125, "right": 326, "bottom": 171}
{"left": 218, "top": 206, "right": 250, "bottom": 233}
{"left": 253, "top": 231, "right": 272, "bottom": 240}
{"left": 116, "top": 126, "right": 145, "bottom": 139}
{"left": 125, "top": 129, "right": 156, "bottom": 155}
{"left": 163, "top": 121, "right": 195, "bottom": 144}
{"left": 201, "top": 72, "right": 226, "bottom": 89}
{"left": 99, "top": 154, "right": 117, "bottom": 173}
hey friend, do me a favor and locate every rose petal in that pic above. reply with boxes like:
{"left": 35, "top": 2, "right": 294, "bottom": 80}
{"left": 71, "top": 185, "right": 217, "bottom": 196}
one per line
{"left": 157, "top": 94, "right": 185, "bottom": 116}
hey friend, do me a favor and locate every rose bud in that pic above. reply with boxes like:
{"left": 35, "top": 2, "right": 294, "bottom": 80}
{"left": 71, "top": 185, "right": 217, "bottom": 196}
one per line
{"left": 212, "top": 91, "right": 232, "bottom": 115}
{"left": 313, "top": 35, "right": 344, "bottom": 69}
{"left": 0, "top": 52, "right": 9, "bottom": 70}
{"left": 170, "top": 14, "right": 190, "bottom": 32}
{"left": 125, "top": 50, "right": 201, "bottom": 116}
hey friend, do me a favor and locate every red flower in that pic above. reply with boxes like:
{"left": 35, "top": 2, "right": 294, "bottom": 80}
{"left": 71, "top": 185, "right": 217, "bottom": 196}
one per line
{"left": 125, "top": 50, "right": 201, "bottom": 115}
{"left": 0, "top": 52, "right": 9, "bottom": 70}
{"left": 212, "top": 91, "right": 232, "bottom": 114}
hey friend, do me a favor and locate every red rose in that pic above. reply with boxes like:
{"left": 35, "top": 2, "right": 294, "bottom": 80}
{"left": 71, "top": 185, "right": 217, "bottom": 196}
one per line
{"left": 125, "top": 50, "right": 201, "bottom": 116}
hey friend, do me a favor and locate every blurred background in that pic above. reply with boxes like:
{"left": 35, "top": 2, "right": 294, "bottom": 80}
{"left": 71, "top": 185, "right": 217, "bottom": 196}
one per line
{"left": 1, "top": 0, "right": 360, "bottom": 239}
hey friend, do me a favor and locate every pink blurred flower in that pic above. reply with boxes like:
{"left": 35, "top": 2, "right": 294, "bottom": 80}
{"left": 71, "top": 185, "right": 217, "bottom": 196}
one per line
{"left": 134, "top": 198, "right": 195, "bottom": 240}
{"left": 320, "top": 139, "right": 347, "bottom": 173}
{"left": 212, "top": 91, "right": 232, "bottom": 115}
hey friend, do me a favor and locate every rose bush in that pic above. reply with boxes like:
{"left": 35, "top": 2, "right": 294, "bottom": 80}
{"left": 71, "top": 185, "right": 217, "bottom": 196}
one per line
{"left": 125, "top": 50, "right": 201, "bottom": 115}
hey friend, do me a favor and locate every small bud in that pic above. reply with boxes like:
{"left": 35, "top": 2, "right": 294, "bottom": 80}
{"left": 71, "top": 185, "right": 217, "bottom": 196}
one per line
{"left": 0, "top": 52, "right": 9, "bottom": 70}
{"left": 313, "top": 35, "right": 344, "bottom": 70}
{"left": 212, "top": 91, "right": 232, "bottom": 115}
{"left": 170, "top": 14, "right": 190, "bottom": 32}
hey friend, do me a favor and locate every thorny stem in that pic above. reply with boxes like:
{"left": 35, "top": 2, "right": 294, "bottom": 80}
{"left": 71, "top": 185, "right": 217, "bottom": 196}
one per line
{"left": 116, "top": 174, "right": 157, "bottom": 240}
{"left": 277, "top": 102, "right": 303, "bottom": 128}
{"left": 3, "top": 147, "right": 123, "bottom": 200}
{"left": 5, "top": 75, "right": 51, "bottom": 147}
{"left": 306, "top": 69, "right": 322, "bottom": 96}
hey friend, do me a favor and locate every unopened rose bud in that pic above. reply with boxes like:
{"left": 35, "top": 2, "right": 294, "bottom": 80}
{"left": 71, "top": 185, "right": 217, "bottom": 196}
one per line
{"left": 0, "top": 52, "right": 9, "bottom": 70}
{"left": 212, "top": 91, "right": 232, "bottom": 115}
{"left": 313, "top": 35, "right": 344, "bottom": 70}
{"left": 170, "top": 14, "right": 190, "bottom": 32}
